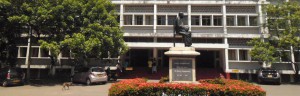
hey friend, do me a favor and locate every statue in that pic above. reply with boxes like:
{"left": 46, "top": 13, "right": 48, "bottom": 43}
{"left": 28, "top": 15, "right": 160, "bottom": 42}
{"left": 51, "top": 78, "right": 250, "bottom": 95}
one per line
{"left": 173, "top": 12, "right": 192, "bottom": 47}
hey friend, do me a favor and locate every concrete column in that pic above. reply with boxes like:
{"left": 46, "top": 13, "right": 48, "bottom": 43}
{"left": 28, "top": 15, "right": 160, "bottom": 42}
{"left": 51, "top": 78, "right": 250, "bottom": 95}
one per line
{"left": 143, "top": 14, "right": 146, "bottom": 25}
{"left": 188, "top": 4, "right": 191, "bottom": 31}
{"left": 234, "top": 15, "right": 238, "bottom": 26}
{"left": 154, "top": 4, "right": 157, "bottom": 34}
{"left": 132, "top": 14, "right": 135, "bottom": 25}
{"left": 237, "top": 49, "right": 240, "bottom": 61}
{"left": 211, "top": 15, "right": 214, "bottom": 26}
{"left": 18, "top": 47, "right": 20, "bottom": 57}
{"left": 225, "top": 49, "right": 230, "bottom": 79}
{"left": 153, "top": 48, "right": 158, "bottom": 60}
{"left": 200, "top": 15, "right": 202, "bottom": 26}
{"left": 247, "top": 50, "right": 251, "bottom": 61}
{"left": 38, "top": 47, "right": 41, "bottom": 57}
{"left": 165, "top": 14, "right": 168, "bottom": 25}
{"left": 246, "top": 15, "right": 250, "bottom": 26}
{"left": 120, "top": 4, "right": 124, "bottom": 27}
{"left": 58, "top": 52, "right": 62, "bottom": 65}
{"left": 222, "top": 4, "right": 227, "bottom": 33}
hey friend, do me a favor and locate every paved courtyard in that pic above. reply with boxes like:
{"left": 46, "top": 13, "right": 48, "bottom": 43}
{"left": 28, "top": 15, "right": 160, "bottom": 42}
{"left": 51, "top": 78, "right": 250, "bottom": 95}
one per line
{"left": 0, "top": 82, "right": 113, "bottom": 96}
{"left": 1, "top": 80, "right": 300, "bottom": 96}
{"left": 258, "top": 83, "right": 300, "bottom": 96}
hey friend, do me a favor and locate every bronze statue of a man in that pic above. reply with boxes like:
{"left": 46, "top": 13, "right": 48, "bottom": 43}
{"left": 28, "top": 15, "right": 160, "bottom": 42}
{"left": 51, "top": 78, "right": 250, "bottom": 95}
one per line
{"left": 174, "top": 12, "right": 192, "bottom": 47}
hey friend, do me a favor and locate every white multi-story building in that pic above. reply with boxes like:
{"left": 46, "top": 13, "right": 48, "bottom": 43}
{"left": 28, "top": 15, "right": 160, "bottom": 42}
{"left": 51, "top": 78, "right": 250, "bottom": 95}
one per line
{"left": 14, "top": 0, "right": 299, "bottom": 81}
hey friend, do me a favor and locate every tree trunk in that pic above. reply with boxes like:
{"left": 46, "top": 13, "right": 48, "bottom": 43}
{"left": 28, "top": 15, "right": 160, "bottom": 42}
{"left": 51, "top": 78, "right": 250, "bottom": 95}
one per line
{"left": 25, "top": 27, "right": 32, "bottom": 83}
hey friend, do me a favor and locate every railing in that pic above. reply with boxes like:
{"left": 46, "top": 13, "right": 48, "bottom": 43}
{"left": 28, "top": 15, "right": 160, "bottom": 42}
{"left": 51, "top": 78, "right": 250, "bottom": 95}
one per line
{"left": 17, "top": 58, "right": 51, "bottom": 65}
{"left": 123, "top": 25, "right": 153, "bottom": 33}
{"left": 227, "top": 27, "right": 260, "bottom": 34}
{"left": 191, "top": 27, "right": 223, "bottom": 33}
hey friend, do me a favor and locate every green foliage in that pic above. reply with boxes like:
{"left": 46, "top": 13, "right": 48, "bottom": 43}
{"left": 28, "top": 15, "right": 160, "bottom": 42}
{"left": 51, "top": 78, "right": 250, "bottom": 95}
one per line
{"left": 264, "top": 1, "right": 300, "bottom": 49}
{"left": 249, "top": 1, "right": 300, "bottom": 67}
{"left": 247, "top": 38, "right": 278, "bottom": 66}
{"left": 39, "top": 40, "right": 60, "bottom": 58}
{"left": 1, "top": 0, "right": 127, "bottom": 66}
{"left": 0, "top": 0, "right": 21, "bottom": 67}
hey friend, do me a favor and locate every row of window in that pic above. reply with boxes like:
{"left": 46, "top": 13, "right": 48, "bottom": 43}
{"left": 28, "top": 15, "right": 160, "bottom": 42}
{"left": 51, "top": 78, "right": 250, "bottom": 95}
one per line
{"left": 228, "top": 50, "right": 300, "bottom": 62}
{"left": 19, "top": 47, "right": 70, "bottom": 58}
{"left": 124, "top": 37, "right": 223, "bottom": 43}
{"left": 228, "top": 50, "right": 249, "bottom": 61}
{"left": 123, "top": 15, "right": 258, "bottom": 26}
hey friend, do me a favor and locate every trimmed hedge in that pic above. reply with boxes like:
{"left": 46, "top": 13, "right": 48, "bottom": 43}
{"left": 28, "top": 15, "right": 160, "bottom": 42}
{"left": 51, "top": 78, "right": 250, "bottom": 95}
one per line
{"left": 109, "top": 78, "right": 266, "bottom": 96}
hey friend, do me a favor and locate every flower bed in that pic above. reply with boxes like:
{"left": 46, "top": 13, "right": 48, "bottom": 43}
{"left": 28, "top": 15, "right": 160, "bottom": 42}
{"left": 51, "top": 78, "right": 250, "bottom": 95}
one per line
{"left": 109, "top": 78, "right": 266, "bottom": 96}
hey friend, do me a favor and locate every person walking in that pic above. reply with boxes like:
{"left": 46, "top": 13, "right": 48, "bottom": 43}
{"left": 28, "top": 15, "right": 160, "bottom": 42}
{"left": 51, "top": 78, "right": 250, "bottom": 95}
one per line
{"left": 147, "top": 58, "right": 152, "bottom": 74}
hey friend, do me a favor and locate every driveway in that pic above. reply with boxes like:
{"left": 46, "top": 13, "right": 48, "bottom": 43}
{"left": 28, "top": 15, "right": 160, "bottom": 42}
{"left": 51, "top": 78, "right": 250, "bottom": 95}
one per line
{"left": 259, "top": 83, "right": 300, "bottom": 96}
{"left": 0, "top": 81, "right": 114, "bottom": 96}
{"left": 1, "top": 79, "right": 300, "bottom": 96}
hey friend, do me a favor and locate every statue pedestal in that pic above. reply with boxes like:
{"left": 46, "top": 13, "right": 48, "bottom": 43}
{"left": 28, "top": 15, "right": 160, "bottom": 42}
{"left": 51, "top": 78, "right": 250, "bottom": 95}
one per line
{"left": 165, "top": 47, "right": 200, "bottom": 83}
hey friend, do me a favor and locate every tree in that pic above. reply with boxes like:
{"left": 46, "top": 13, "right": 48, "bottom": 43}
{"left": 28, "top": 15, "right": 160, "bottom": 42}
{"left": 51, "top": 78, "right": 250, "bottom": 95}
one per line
{"left": 2, "top": 0, "right": 127, "bottom": 80}
{"left": 247, "top": 38, "right": 278, "bottom": 67}
{"left": 0, "top": 0, "right": 24, "bottom": 68}
{"left": 38, "top": 0, "right": 127, "bottom": 65}
{"left": 249, "top": 0, "right": 300, "bottom": 82}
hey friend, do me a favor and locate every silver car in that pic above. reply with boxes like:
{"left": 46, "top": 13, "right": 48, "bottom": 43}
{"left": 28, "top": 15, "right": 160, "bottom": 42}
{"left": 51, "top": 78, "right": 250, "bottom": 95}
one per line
{"left": 72, "top": 67, "right": 108, "bottom": 85}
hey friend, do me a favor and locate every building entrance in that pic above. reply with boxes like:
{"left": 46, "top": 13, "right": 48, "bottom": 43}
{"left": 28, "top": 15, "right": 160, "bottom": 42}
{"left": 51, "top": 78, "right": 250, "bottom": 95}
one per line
{"left": 195, "top": 50, "right": 220, "bottom": 68}
{"left": 129, "top": 49, "right": 152, "bottom": 67}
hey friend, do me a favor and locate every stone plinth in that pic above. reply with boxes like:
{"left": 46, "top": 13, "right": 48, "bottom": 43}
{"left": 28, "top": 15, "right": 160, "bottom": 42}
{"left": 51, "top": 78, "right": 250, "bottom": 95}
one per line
{"left": 165, "top": 47, "right": 200, "bottom": 83}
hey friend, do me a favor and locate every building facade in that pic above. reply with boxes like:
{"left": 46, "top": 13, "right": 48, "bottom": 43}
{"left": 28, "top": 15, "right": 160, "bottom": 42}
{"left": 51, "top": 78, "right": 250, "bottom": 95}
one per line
{"left": 13, "top": 0, "right": 299, "bottom": 82}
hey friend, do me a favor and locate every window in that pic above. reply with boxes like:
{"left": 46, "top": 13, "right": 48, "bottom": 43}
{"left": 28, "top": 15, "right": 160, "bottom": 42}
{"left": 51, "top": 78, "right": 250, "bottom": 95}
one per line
{"left": 227, "top": 16, "right": 234, "bottom": 26}
{"left": 31, "top": 48, "right": 39, "bottom": 57}
{"left": 191, "top": 16, "right": 200, "bottom": 25}
{"left": 145, "top": 15, "right": 153, "bottom": 25}
{"left": 213, "top": 16, "right": 222, "bottom": 26}
{"left": 117, "top": 15, "right": 120, "bottom": 23}
{"left": 62, "top": 49, "right": 70, "bottom": 57}
{"left": 135, "top": 15, "right": 143, "bottom": 25}
{"left": 124, "top": 15, "right": 132, "bottom": 25}
{"left": 239, "top": 50, "right": 248, "bottom": 60}
{"left": 237, "top": 16, "right": 246, "bottom": 26}
{"left": 229, "top": 50, "right": 236, "bottom": 60}
{"left": 40, "top": 49, "right": 49, "bottom": 57}
{"left": 249, "top": 16, "right": 258, "bottom": 26}
{"left": 19, "top": 47, "right": 27, "bottom": 57}
{"left": 168, "top": 16, "right": 176, "bottom": 25}
{"left": 202, "top": 16, "right": 211, "bottom": 26}
{"left": 157, "top": 16, "right": 166, "bottom": 25}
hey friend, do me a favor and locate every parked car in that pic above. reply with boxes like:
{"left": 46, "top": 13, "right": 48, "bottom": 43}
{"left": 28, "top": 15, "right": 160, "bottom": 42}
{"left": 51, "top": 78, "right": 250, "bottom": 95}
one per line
{"left": 0, "top": 67, "right": 25, "bottom": 87}
{"left": 257, "top": 68, "right": 281, "bottom": 84}
{"left": 71, "top": 67, "right": 107, "bottom": 85}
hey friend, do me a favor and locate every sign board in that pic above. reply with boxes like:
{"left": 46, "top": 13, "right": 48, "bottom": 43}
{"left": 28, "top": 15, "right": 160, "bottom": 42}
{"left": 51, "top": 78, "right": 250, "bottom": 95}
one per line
{"left": 172, "top": 59, "right": 193, "bottom": 81}
{"left": 232, "top": 69, "right": 240, "bottom": 73}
